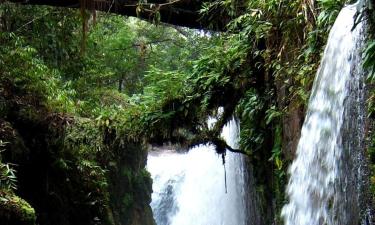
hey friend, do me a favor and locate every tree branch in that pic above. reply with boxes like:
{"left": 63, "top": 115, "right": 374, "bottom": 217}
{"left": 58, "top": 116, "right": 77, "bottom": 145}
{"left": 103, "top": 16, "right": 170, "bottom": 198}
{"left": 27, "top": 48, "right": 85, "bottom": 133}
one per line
{"left": 8, "top": 0, "right": 222, "bottom": 30}
{"left": 181, "top": 129, "right": 248, "bottom": 156}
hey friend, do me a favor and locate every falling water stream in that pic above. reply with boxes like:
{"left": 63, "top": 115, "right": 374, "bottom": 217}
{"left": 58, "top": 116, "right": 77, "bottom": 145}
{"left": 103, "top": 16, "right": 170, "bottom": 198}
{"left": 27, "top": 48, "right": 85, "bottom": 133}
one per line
{"left": 148, "top": 3, "right": 374, "bottom": 225}
{"left": 148, "top": 120, "right": 260, "bottom": 225}
{"left": 282, "top": 3, "right": 372, "bottom": 225}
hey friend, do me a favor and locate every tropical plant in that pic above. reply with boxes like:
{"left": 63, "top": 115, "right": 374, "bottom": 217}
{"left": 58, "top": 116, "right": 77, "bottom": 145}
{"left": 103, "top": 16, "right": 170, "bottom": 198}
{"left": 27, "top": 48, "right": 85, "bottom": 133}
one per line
{"left": 0, "top": 141, "right": 17, "bottom": 191}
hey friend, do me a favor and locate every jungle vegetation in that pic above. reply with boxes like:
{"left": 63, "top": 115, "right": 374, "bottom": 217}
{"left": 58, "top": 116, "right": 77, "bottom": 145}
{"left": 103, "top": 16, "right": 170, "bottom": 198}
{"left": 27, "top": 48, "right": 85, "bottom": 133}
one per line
{"left": 0, "top": 0, "right": 374, "bottom": 224}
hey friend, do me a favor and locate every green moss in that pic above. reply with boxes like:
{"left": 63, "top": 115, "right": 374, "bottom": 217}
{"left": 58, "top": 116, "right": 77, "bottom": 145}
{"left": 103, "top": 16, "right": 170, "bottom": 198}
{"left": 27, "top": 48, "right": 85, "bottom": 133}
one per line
{"left": 0, "top": 190, "right": 36, "bottom": 225}
{"left": 17, "top": 197, "right": 35, "bottom": 222}
{"left": 122, "top": 194, "right": 134, "bottom": 209}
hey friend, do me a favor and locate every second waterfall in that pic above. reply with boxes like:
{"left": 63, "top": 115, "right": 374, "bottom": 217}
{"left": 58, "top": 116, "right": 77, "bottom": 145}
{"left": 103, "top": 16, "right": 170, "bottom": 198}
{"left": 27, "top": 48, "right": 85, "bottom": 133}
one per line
{"left": 282, "top": 3, "right": 371, "bottom": 225}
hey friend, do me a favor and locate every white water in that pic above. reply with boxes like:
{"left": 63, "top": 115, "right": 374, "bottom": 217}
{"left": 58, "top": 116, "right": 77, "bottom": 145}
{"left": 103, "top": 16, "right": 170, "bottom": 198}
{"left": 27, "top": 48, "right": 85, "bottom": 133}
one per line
{"left": 282, "top": 4, "right": 365, "bottom": 225}
{"left": 148, "top": 120, "right": 249, "bottom": 225}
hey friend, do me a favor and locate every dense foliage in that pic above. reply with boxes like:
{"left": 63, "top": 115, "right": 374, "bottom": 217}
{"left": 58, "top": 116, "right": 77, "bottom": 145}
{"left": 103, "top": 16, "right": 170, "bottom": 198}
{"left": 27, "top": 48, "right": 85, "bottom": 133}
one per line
{"left": 0, "top": 0, "right": 374, "bottom": 224}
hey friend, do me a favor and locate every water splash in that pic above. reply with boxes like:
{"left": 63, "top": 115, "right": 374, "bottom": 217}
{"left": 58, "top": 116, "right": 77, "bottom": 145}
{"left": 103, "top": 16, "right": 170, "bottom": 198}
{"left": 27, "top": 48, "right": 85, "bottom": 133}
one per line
{"left": 281, "top": 3, "right": 370, "bottom": 225}
{"left": 148, "top": 120, "right": 260, "bottom": 225}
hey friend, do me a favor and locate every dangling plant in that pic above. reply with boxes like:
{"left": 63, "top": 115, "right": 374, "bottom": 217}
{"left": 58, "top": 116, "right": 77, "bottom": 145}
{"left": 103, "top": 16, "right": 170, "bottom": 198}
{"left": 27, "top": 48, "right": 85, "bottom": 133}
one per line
{"left": 0, "top": 164, "right": 17, "bottom": 191}
{"left": 0, "top": 141, "right": 17, "bottom": 191}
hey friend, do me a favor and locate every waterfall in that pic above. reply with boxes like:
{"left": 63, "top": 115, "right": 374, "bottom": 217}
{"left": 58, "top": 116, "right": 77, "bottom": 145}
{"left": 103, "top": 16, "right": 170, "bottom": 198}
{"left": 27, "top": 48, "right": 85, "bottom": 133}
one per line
{"left": 282, "top": 3, "right": 372, "bottom": 225}
{"left": 148, "top": 120, "right": 260, "bottom": 225}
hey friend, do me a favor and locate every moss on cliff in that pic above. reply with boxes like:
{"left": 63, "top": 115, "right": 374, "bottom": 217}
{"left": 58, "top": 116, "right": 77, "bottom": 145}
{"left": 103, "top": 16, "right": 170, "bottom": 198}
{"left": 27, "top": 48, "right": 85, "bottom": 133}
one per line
{"left": 0, "top": 190, "right": 36, "bottom": 225}
{"left": 0, "top": 96, "right": 155, "bottom": 225}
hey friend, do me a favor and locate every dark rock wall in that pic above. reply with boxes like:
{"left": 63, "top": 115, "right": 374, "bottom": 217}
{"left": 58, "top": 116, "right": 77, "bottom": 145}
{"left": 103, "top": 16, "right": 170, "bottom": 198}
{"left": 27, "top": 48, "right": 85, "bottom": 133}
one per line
{"left": 0, "top": 109, "right": 155, "bottom": 225}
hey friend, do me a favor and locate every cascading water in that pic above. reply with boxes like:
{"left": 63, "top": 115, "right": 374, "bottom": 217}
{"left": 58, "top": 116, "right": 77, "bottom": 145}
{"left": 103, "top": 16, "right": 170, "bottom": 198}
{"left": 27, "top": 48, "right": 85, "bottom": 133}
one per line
{"left": 148, "top": 120, "right": 261, "bottom": 225}
{"left": 282, "top": 3, "right": 372, "bottom": 225}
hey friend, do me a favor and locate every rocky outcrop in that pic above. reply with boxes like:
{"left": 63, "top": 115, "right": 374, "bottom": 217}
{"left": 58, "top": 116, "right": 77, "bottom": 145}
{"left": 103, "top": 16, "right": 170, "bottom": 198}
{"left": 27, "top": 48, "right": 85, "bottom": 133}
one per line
{"left": 0, "top": 109, "right": 155, "bottom": 225}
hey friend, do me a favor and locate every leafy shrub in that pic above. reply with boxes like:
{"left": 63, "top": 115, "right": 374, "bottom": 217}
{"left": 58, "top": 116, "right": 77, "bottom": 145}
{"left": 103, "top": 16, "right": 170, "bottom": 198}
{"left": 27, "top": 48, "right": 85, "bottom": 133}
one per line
{"left": 0, "top": 141, "right": 17, "bottom": 191}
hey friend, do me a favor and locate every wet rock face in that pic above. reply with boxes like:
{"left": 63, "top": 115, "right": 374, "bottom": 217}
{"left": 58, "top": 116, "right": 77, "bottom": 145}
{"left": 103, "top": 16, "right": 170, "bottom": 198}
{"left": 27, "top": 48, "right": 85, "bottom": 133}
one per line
{"left": 282, "top": 104, "right": 304, "bottom": 159}
{"left": 340, "top": 39, "right": 370, "bottom": 225}
{"left": 108, "top": 142, "right": 156, "bottom": 225}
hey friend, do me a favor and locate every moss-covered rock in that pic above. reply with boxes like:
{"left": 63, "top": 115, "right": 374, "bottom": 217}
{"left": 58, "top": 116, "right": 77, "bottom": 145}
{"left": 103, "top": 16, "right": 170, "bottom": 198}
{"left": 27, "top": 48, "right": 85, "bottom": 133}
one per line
{"left": 107, "top": 141, "right": 155, "bottom": 225}
{"left": 0, "top": 190, "right": 36, "bottom": 225}
{"left": 0, "top": 113, "right": 155, "bottom": 225}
